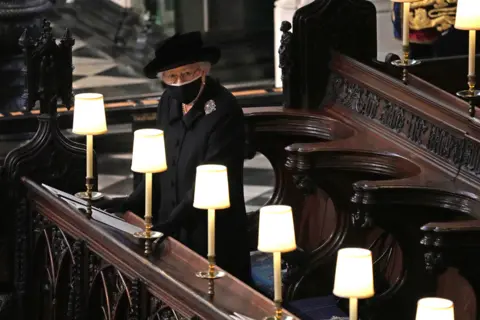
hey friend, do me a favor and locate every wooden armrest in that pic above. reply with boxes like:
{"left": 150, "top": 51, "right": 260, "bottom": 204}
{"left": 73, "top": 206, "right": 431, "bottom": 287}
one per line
{"left": 421, "top": 220, "right": 480, "bottom": 233}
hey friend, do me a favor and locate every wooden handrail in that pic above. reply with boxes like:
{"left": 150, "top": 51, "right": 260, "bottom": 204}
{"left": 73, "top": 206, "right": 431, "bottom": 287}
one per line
{"left": 22, "top": 177, "right": 297, "bottom": 319}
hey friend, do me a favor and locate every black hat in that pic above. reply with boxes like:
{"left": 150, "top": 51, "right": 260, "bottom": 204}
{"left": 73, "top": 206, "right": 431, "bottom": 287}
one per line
{"left": 143, "top": 31, "right": 221, "bottom": 79}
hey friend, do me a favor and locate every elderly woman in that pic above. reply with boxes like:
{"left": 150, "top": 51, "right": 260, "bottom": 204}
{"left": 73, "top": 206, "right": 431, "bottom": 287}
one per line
{"left": 113, "top": 32, "right": 251, "bottom": 283}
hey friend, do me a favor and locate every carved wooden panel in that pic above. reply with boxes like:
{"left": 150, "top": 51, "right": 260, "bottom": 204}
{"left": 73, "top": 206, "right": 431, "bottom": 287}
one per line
{"left": 323, "top": 73, "right": 467, "bottom": 169}
{"left": 21, "top": 201, "right": 194, "bottom": 320}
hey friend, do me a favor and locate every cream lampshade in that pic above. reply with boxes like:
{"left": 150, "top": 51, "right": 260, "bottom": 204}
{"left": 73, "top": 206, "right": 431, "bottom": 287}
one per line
{"left": 257, "top": 205, "right": 297, "bottom": 253}
{"left": 455, "top": 0, "right": 480, "bottom": 30}
{"left": 131, "top": 129, "right": 167, "bottom": 173}
{"left": 72, "top": 93, "right": 107, "bottom": 135}
{"left": 258, "top": 205, "right": 297, "bottom": 320}
{"left": 333, "top": 248, "right": 375, "bottom": 299}
{"left": 416, "top": 298, "right": 454, "bottom": 320}
{"left": 333, "top": 248, "right": 374, "bottom": 320}
{"left": 193, "top": 164, "right": 230, "bottom": 209}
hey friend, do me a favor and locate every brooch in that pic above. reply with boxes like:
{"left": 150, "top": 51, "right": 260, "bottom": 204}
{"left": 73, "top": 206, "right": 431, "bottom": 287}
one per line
{"left": 204, "top": 99, "right": 216, "bottom": 115}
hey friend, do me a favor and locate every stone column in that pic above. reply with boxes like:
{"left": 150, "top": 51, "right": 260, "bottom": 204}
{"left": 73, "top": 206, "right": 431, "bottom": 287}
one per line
{"left": 0, "top": 0, "right": 51, "bottom": 112}
{"left": 274, "top": 0, "right": 314, "bottom": 88}
{"left": 370, "top": 0, "right": 401, "bottom": 60}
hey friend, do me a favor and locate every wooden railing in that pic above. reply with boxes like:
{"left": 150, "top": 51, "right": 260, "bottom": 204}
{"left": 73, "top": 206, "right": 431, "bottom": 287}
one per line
{"left": 0, "top": 87, "right": 282, "bottom": 136}
{"left": 21, "top": 177, "right": 297, "bottom": 320}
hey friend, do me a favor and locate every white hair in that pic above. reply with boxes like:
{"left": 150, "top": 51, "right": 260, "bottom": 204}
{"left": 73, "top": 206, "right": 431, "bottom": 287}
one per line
{"left": 157, "top": 61, "right": 211, "bottom": 79}
{"left": 199, "top": 61, "right": 212, "bottom": 72}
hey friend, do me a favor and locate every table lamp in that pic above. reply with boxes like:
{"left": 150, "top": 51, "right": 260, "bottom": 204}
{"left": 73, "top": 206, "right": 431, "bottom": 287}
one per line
{"left": 257, "top": 205, "right": 297, "bottom": 320}
{"left": 72, "top": 93, "right": 108, "bottom": 206}
{"left": 416, "top": 297, "right": 454, "bottom": 320}
{"left": 333, "top": 248, "right": 375, "bottom": 320}
{"left": 193, "top": 164, "right": 230, "bottom": 295}
{"left": 131, "top": 129, "right": 167, "bottom": 256}
{"left": 391, "top": 0, "right": 421, "bottom": 84}
{"left": 455, "top": 0, "right": 480, "bottom": 117}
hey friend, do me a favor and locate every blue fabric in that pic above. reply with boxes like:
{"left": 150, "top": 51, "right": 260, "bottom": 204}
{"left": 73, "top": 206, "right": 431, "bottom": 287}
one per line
{"left": 287, "top": 296, "right": 347, "bottom": 320}
{"left": 250, "top": 252, "right": 346, "bottom": 320}
{"left": 250, "top": 251, "right": 287, "bottom": 298}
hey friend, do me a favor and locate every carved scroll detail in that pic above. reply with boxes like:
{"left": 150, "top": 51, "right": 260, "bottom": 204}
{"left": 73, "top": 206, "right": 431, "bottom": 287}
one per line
{"left": 293, "top": 174, "right": 316, "bottom": 195}
{"left": 325, "top": 73, "right": 467, "bottom": 168}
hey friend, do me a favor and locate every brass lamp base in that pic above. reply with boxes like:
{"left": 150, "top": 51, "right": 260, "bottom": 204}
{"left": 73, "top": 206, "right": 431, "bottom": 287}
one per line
{"left": 133, "top": 230, "right": 163, "bottom": 239}
{"left": 456, "top": 87, "right": 480, "bottom": 117}
{"left": 133, "top": 230, "right": 162, "bottom": 256}
{"left": 391, "top": 46, "right": 421, "bottom": 85}
{"left": 195, "top": 256, "right": 225, "bottom": 279}
{"left": 391, "top": 58, "right": 421, "bottom": 68}
{"left": 195, "top": 270, "right": 225, "bottom": 279}
{"left": 391, "top": 58, "right": 421, "bottom": 85}
{"left": 456, "top": 89, "right": 480, "bottom": 99}
{"left": 75, "top": 191, "right": 104, "bottom": 201}
{"left": 196, "top": 256, "right": 224, "bottom": 298}
{"left": 263, "top": 300, "right": 283, "bottom": 320}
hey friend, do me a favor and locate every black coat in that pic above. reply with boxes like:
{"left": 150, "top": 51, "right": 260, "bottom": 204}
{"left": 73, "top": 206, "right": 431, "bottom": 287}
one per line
{"left": 122, "top": 77, "right": 251, "bottom": 283}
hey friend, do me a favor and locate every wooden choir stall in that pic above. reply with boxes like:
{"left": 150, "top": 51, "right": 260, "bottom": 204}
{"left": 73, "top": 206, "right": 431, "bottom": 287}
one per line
{"left": 3, "top": 1, "right": 480, "bottom": 320}
{"left": 21, "top": 178, "right": 296, "bottom": 319}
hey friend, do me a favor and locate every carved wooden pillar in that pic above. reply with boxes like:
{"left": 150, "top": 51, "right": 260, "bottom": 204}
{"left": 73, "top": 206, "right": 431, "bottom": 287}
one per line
{"left": 2, "top": 20, "right": 90, "bottom": 320}
{"left": 0, "top": 0, "right": 51, "bottom": 112}
{"left": 274, "top": 0, "right": 296, "bottom": 88}
{"left": 369, "top": 0, "right": 402, "bottom": 61}
{"left": 274, "top": 0, "right": 313, "bottom": 88}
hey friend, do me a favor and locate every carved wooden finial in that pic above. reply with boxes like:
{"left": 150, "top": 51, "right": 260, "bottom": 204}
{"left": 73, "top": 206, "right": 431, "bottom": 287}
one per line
{"left": 41, "top": 19, "right": 52, "bottom": 40}
{"left": 280, "top": 20, "right": 292, "bottom": 33}
{"left": 279, "top": 20, "right": 293, "bottom": 108}
{"left": 20, "top": 20, "right": 75, "bottom": 114}
{"left": 61, "top": 28, "right": 75, "bottom": 48}
{"left": 19, "top": 28, "right": 37, "bottom": 112}
{"left": 60, "top": 28, "right": 75, "bottom": 110}
{"left": 18, "top": 29, "right": 30, "bottom": 49}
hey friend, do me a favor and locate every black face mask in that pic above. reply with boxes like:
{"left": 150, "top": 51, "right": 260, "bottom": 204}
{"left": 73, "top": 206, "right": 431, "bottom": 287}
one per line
{"left": 167, "top": 77, "right": 203, "bottom": 104}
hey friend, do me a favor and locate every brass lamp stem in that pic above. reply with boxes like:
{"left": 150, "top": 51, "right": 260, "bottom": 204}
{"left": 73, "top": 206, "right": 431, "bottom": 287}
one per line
{"left": 468, "top": 74, "right": 476, "bottom": 95}
{"left": 195, "top": 254, "right": 225, "bottom": 298}
{"left": 132, "top": 172, "right": 162, "bottom": 255}
{"left": 208, "top": 255, "right": 216, "bottom": 297}
{"left": 402, "top": 45, "right": 410, "bottom": 84}
{"left": 85, "top": 177, "right": 94, "bottom": 219}
{"left": 145, "top": 214, "right": 152, "bottom": 238}
{"left": 402, "top": 45, "right": 410, "bottom": 62}
{"left": 274, "top": 300, "right": 282, "bottom": 320}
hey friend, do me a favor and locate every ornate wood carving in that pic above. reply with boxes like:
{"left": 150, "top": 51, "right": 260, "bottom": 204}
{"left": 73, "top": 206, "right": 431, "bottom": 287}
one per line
{"left": 0, "top": 0, "right": 51, "bottom": 112}
{"left": 274, "top": 45, "right": 480, "bottom": 317}
{"left": 243, "top": 108, "right": 355, "bottom": 252}
{"left": 0, "top": 20, "right": 93, "bottom": 320}
{"left": 323, "top": 73, "right": 467, "bottom": 168}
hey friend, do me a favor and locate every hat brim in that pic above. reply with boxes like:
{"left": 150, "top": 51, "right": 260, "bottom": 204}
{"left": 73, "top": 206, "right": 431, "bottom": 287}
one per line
{"left": 144, "top": 47, "right": 220, "bottom": 79}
